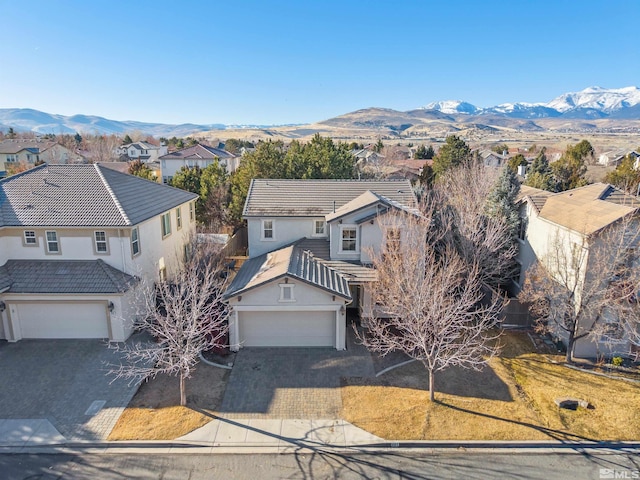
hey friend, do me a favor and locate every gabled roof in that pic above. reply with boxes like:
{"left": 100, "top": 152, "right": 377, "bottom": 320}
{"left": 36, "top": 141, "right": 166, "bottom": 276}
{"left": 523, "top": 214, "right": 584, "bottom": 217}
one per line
{"left": 0, "top": 259, "right": 138, "bottom": 294}
{"left": 533, "top": 183, "right": 640, "bottom": 235}
{"left": 243, "top": 179, "right": 415, "bottom": 217}
{"left": 159, "top": 144, "right": 235, "bottom": 160}
{"left": 517, "top": 185, "right": 555, "bottom": 214}
{"left": 0, "top": 164, "right": 197, "bottom": 227}
{"left": 224, "top": 241, "right": 351, "bottom": 300}
{"left": 326, "top": 190, "right": 422, "bottom": 223}
{"left": 0, "top": 139, "right": 59, "bottom": 155}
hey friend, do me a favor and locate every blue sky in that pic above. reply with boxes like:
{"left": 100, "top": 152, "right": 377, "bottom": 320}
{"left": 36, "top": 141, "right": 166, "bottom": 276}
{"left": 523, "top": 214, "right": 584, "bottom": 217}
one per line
{"left": 1, "top": 0, "right": 637, "bottom": 125}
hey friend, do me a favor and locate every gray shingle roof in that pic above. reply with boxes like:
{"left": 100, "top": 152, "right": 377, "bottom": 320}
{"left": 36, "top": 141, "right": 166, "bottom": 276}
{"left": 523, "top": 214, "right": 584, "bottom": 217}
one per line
{"left": 0, "top": 164, "right": 197, "bottom": 227}
{"left": 243, "top": 179, "right": 416, "bottom": 217}
{"left": 160, "top": 144, "right": 235, "bottom": 160}
{"left": 224, "top": 242, "right": 351, "bottom": 300}
{"left": 0, "top": 259, "right": 138, "bottom": 294}
{"left": 0, "top": 139, "right": 57, "bottom": 155}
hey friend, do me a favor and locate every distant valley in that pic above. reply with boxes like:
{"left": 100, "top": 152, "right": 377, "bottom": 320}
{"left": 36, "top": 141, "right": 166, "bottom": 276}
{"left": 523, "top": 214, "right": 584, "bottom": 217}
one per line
{"left": 2, "top": 87, "right": 640, "bottom": 146}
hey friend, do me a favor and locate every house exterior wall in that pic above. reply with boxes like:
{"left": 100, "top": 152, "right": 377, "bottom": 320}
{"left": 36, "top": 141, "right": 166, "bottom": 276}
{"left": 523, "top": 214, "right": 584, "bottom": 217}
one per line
{"left": 161, "top": 158, "right": 233, "bottom": 183}
{"left": 247, "top": 217, "right": 327, "bottom": 257}
{"left": 227, "top": 275, "right": 347, "bottom": 350}
{"left": 0, "top": 293, "right": 133, "bottom": 342}
{"left": 0, "top": 200, "right": 195, "bottom": 282}
{"left": 328, "top": 206, "right": 384, "bottom": 263}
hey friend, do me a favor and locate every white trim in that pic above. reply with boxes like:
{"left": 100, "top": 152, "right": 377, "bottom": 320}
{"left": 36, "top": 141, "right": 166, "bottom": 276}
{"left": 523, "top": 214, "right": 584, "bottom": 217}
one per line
{"left": 232, "top": 305, "right": 342, "bottom": 312}
{"left": 312, "top": 218, "right": 327, "bottom": 237}
{"left": 45, "top": 230, "right": 60, "bottom": 254}
{"left": 278, "top": 283, "right": 296, "bottom": 302}
{"left": 261, "top": 218, "right": 275, "bottom": 241}
{"left": 94, "top": 231, "right": 109, "bottom": 254}
{"left": 338, "top": 224, "right": 359, "bottom": 253}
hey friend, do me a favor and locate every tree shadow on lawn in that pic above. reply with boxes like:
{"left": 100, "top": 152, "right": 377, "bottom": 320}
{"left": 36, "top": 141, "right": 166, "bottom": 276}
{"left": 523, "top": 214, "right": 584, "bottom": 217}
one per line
{"left": 348, "top": 361, "right": 513, "bottom": 402}
{"left": 436, "top": 400, "right": 599, "bottom": 442}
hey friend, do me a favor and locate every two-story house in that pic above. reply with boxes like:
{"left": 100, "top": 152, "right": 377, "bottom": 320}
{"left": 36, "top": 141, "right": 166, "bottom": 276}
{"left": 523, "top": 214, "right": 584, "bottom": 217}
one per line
{"left": 159, "top": 145, "right": 238, "bottom": 184}
{"left": 0, "top": 139, "right": 85, "bottom": 176}
{"left": 0, "top": 164, "right": 198, "bottom": 343}
{"left": 224, "top": 179, "right": 417, "bottom": 351}
{"left": 516, "top": 183, "right": 640, "bottom": 358}
{"left": 116, "top": 141, "right": 168, "bottom": 163}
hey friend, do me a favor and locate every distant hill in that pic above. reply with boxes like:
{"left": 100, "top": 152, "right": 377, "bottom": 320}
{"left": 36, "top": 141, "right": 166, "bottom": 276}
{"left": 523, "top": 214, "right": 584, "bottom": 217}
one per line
{"left": 2, "top": 86, "right": 640, "bottom": 141}
{"left": 0, "top": 108, "right": 227, "bottom": 137}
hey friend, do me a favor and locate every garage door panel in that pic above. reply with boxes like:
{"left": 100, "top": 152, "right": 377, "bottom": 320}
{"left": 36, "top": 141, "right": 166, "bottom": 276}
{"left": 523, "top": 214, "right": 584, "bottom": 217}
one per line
{"left": 240, "top": 311, "right": 335, "bottom": 347}
{"left": 17, "top": 303, "right": 109, "bottom": 339}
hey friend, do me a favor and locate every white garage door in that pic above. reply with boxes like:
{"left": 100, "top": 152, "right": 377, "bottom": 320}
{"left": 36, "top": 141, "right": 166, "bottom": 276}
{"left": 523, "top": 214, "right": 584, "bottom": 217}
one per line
{"left": 16, "top": 303, "right": 109, "bottom": 339}
{"left": 240, "top": 311, "right": 335, "bottom": 347}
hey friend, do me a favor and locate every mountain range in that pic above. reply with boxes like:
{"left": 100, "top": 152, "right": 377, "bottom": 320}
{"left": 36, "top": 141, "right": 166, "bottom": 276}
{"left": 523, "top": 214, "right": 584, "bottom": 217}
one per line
{"left": 1, "top": 86, "right": 639, "bottom": 138}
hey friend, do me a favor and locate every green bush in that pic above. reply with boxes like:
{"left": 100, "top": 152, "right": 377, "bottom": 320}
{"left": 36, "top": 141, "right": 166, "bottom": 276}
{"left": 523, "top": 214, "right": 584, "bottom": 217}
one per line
{"left": 611, "top": 356, "right": 624, "bottom": 367}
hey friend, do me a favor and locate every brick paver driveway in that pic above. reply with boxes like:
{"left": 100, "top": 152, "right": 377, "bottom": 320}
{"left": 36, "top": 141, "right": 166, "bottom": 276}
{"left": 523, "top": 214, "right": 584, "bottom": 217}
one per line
{"left": 220, "top": 328, "right": 375, "bottom": 418}
{"left": 0, "top": 339, "right": 139, "bottom": 441}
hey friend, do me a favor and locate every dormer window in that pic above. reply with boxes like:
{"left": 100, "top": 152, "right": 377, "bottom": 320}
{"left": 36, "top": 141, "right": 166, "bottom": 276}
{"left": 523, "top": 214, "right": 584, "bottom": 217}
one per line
{"left": 340, "top": 225, "right": 358, "bottom": 252}
{"left": 262, "top": 219, "right": 275, "bottom": 240}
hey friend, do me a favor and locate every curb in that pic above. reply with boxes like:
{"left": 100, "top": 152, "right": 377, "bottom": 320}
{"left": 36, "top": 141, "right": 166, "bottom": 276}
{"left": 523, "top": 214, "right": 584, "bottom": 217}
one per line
{"left": 2, "top": 440, "right": 640, "bottom": 455}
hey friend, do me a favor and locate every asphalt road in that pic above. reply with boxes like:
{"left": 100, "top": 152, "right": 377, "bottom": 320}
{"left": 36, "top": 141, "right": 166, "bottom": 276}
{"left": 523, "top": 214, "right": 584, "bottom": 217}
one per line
{"left": 1, "top": 451, "right": 639, "bottom": 480}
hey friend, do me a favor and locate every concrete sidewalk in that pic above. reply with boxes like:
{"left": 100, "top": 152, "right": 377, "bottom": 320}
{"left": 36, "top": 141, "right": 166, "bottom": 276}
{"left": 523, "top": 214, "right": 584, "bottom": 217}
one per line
{"left": 0, "top": 417, "right": 383, "bottom": 452}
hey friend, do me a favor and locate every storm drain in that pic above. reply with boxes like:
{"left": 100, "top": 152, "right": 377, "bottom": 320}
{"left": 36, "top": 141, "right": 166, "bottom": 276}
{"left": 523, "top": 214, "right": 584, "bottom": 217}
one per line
{"left": 84, "top": 400, "right": 106, "bottom": 416}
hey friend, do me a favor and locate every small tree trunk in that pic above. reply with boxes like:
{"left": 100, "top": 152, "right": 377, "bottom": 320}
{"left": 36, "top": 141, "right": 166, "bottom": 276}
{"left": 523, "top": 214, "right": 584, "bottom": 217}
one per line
{"left": 565, "top": 334, "right": 575, "bottom": 364}
{"left": 180, "top": 374, "right": 187, "bottom": 406}
{"left": 428, "top": 369, "right": 435, "bottom": 402}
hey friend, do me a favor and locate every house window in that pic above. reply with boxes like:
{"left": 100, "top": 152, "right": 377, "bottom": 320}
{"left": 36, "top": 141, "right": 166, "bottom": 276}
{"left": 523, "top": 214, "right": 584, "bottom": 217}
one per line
{"left": 189, "top": 201, "right": 195, "bottom": 221}
{"left": 161, "top": 212, "right": 171, "bottom": 238}
{"left": 6, "top": 154, "right": 17, "bottom": 163}
{"left": 518, "top": 217, "right": 527, "bottom": 241}
{"left": 262, "top": 219, "right": 274, "bottom": 240}
{"left": 131, "top": 227, "right": 140, "bottom": 256}
{"left": 45, "top": 231, "right": 59, "bottom": 253}
{"left": 279, "top": 283, "right": 295, "bottom": 302}
{"left": 340, "top": 226, "right": 358, "bottom": 252}
{"left": 176, "top": 207, "right": 182, "bottom": 230}
{"left": 94, "top": 231, "right": 108, "bottom": 253}
{"left": 23, "top": 230, "right": 37, "bottom": 246}
{"left": 313, "top": 219, "right": 326, "bottom": 236}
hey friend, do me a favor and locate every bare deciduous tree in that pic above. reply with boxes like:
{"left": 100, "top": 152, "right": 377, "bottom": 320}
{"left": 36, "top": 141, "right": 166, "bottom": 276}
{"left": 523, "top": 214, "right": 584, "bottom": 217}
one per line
{"left": 109, "top": 242, "right": 230, "bottom": 406}
{"left": 435, "top": 161, "right": 519, "bottom": 289}
{"left": 520, "top": 217, "right": 640, "bottom": 363}
{"left": 360, "top": 209, "right": 502, "bottom": 402}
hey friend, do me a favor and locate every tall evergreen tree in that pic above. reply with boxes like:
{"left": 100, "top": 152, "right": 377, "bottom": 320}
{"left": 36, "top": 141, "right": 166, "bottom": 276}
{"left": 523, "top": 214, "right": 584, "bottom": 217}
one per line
{"left": 525, "top": 150, "right": 555, "bottom": 191}
{"left": 485, "top": 167, "right": 521, "bottom": 240}
{"left": 432, "top": 135, "right": 471, "bottom": 178}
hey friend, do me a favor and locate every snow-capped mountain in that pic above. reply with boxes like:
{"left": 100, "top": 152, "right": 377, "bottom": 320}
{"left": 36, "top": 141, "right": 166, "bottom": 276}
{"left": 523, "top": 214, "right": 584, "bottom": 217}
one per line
{"left": 421, "top": 100, "right": 478, "bottom": 115}
{"left": 546, "top": 86, "right": 640, "bottom": 113}
{"left": 422, "top": 86, "right": 640, "bottom": 119}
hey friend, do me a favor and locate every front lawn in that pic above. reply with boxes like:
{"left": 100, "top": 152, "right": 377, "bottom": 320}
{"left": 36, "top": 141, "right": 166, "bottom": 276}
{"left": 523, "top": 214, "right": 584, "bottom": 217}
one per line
{"left": 108, "top": 364, "right": 229, "bottom": 440}
{"left": 341, "top": 331, "right": 640, "bottom": 441}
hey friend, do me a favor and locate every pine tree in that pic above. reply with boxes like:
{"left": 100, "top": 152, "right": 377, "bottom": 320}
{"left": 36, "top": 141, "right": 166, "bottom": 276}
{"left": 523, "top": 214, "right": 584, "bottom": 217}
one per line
{"left": 486, "top": 167, "right": 521, "bottom": 239}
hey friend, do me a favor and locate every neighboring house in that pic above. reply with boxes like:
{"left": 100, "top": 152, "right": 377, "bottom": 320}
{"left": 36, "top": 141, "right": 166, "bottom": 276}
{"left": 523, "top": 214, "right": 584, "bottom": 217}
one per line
{"left": 516, "top": 183, "right": 640, "bottom": 358}
{"left": 116, "top": 141, "right": 168, "bottom": 163}
{"left": 352, "top": 149, "right": 385, "bottom": 167}
{"left": 597, "top": 150, "right": 626, "bottom": 167}
{"left": 224, "top": 179, "right": 417, "bottom": 351}
{"left": 0, "top": 164, "right": 198, "bottom": 342}
{"left": 0, "top": 139, "right": 85, "bottom": 175}
{"left": 159, "top": 144, "right": 238, "bottom": 183}
{"left": 478, "top": 150, "right": 508, "bottom": 168}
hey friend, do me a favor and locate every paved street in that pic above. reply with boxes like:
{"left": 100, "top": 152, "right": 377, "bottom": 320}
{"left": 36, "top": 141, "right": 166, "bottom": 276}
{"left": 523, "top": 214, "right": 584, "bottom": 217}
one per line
{"left": 220, "top": 328, "right": 375, "bottom": 418}
{"left": 1, "top": 451, "right": 638, "bottom": 480}
{"left": 0, "top": 339, "right": 138, "bottom": 441}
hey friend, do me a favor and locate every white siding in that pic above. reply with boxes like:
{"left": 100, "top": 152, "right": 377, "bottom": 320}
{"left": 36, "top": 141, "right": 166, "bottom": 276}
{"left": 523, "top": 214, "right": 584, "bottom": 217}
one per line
{"left": 247, "top": 217, "right": 326, "bottom": 257}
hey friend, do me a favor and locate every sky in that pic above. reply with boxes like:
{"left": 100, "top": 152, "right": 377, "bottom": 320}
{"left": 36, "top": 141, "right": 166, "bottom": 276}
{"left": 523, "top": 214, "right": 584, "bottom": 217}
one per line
{"left": 1, "top": 0, "right": 638, "bottom": 125}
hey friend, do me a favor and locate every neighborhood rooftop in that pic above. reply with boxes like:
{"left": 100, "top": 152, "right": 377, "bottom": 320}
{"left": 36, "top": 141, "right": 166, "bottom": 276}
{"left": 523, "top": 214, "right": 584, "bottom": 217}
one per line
{"left": 159, "top": 144, "right": 235, "bottom": 160}
{"left": 519, "top": 183, "right": 640, "bottom": 235}
{"left": 0, "top": 259, "right": 137, "bottom": 294}
{"left": 0, "top": 164, "right": 198, "bottom": 227}
{"left": 243, "top": 179, "right": 416, "bottom": 217}
{"left": 225, "top": 242, "right": 352, "bottom": 300}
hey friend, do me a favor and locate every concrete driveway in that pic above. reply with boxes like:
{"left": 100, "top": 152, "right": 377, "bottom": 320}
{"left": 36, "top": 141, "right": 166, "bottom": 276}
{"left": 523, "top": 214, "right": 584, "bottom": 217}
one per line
{"left": 220, "top": 329, "right": 375, "bottom": 419}
{"left": 0, "top": 339, "right": 139, "bottom": 442}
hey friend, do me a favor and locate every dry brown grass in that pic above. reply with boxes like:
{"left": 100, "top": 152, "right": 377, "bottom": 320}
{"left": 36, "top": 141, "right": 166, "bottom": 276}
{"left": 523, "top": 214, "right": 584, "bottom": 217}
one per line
{"left": 108, "top": 364, "right": 229, "bottom": 440}
{"left": 341, "top": 331, "right": 640, "bottom": 441}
